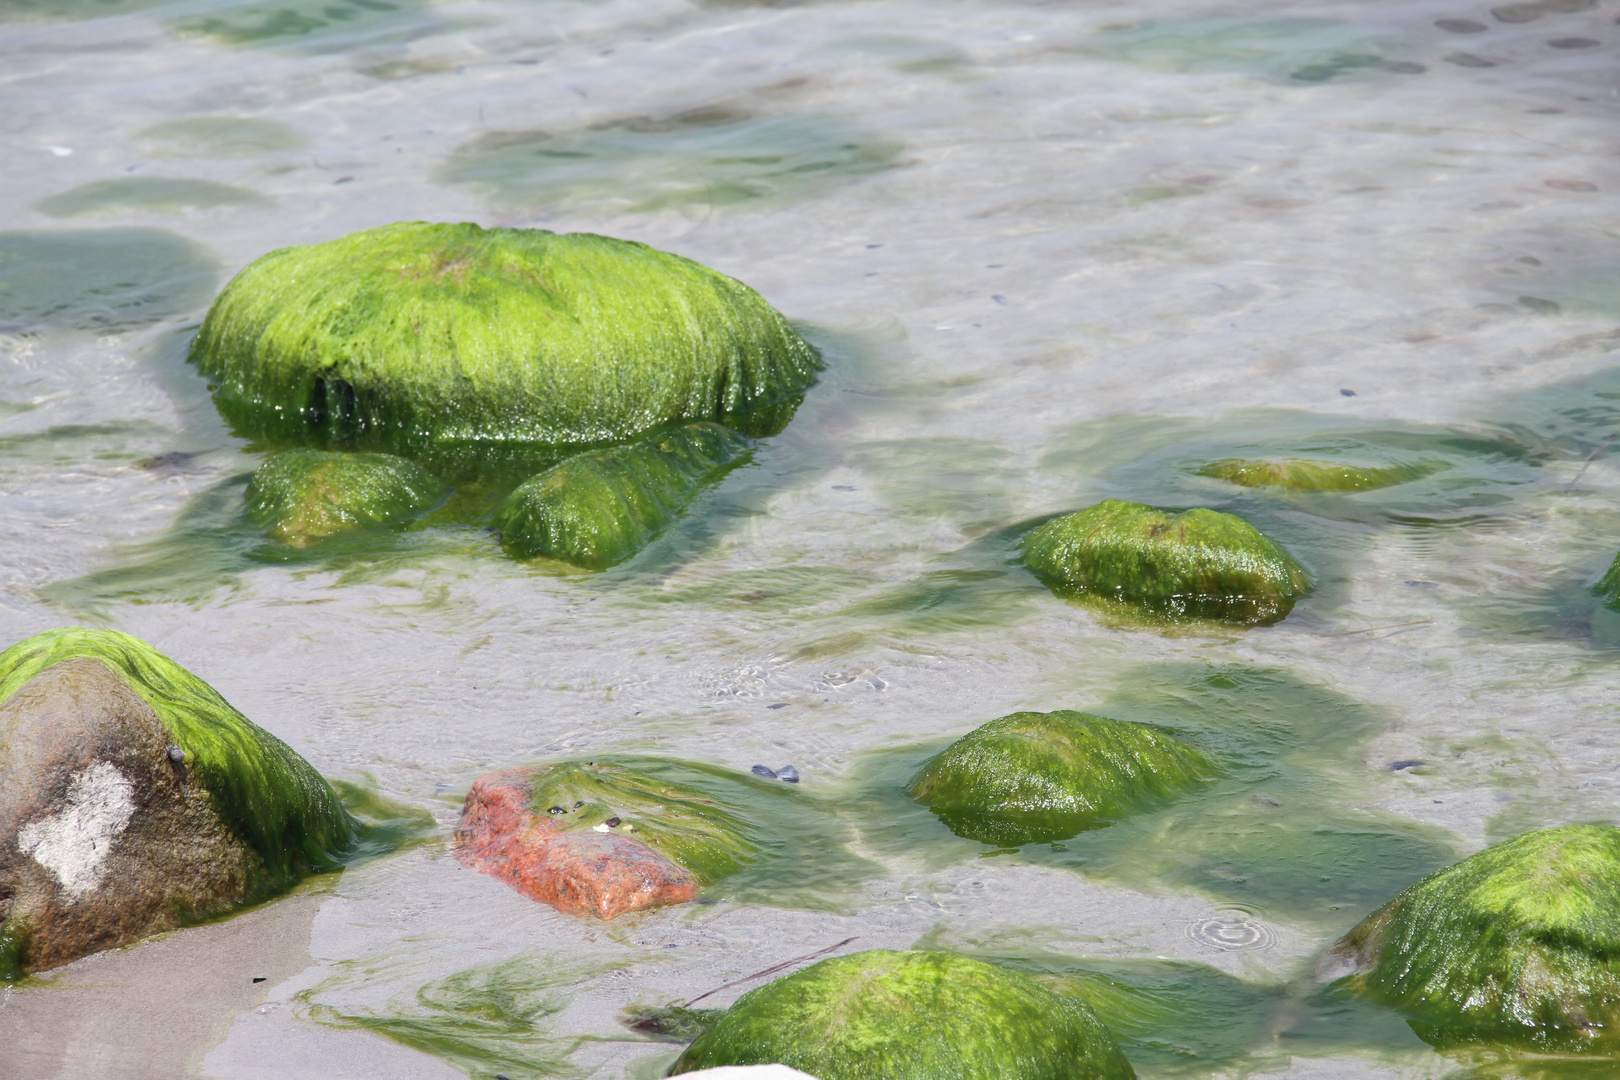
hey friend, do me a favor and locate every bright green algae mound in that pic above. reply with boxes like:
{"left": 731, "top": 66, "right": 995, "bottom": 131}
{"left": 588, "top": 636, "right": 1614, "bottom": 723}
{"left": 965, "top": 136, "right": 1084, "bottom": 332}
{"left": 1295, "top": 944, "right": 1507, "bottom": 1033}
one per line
{"left": 1199, "top": 457, "right": 1439, "bottom": 492}
{"left": 1021, "top": 499, "right": 1309, "bottom": 625}
{"left": 246, "top": 449, "right": 446, "bottom": 547}
{"left": 188, "top": 221, "right": 820, "bottom": 454}
{"left": 907, "top": 711, "right": 1216, "bottom": 846}
{"left": 526, "top": 760, "right": 757, "bottom": 884}
{"left": 0, "top": 628, "right": 357, "bottom": 890}
{"left": 493, "top": 421, "right": 750, "bottom": 567}
{"left": 670, "top": 949, "right": 1136, "bottom": 1079}
{"left": 1324, "top": 825, "right": 1620, "bottom": 1049}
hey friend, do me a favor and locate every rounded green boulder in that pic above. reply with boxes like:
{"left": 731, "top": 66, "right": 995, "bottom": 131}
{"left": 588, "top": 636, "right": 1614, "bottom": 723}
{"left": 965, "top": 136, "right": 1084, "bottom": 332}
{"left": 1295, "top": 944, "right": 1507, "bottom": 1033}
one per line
{"left": 670, "top": 949, "right": 1135, "bottom": 1080}
{"left": 907, "top": 711, "right": 1216, "bottom": 846}
{"left": 245, "top": 448, "right": 446, "bottom": 547}
{"left": 1020, "top": 499, "right": 1309, "bottom": 625}
{"left": 1199, "top": 458, "right": 1438, "bottom": 492}
{"left": 1322, "top": 825, "right": 1620, "bottom": 1049}
{"left": 493, "top": 421, "right": 750, "bottom": 568}
{"left": 188, "top": 221, "right": 820, "bottom": 453}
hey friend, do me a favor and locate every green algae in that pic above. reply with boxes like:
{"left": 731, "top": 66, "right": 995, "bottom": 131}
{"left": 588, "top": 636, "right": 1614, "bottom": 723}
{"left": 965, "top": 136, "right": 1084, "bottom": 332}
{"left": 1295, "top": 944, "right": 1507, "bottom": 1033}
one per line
{"left": 493, "top": 423, "right": 751, "bottom": 568}
{"left": 0, "top": 627, "right": 356, "bottom": 892}
{"left": 173, "top": 0, "right": 436, "bottom": 49}
{"left": 0, "top": 228, "right": 219, "bottom": 331}
{"left": 1326, "top": 825, "right": 1620, "bottom": 1051}
{"left": 438, "top": 109, "right": 900, "bottom": 213}
{"left": 519, "top": 757, "right": 878, "bottom": 903}
{"left": 1199, "top": 457, "right": 1441, "bottom": 492}
{"left": 138, "top": 116, "right": 306, "bottom": 158}
{"left": 671, "top": 949, "right": 1135, "bottom": 1079}
{"left": 906, "top": 711, "right": 1217, "bottom": 845}
{"left": 35, "top": 178, "right": 269, "bottom": 218}
{"left": 246, "top": 448, "right": 447, "bottom": 547}
{"left": 188, "top": 222, "right": 820, "bottom": 459}
{"left": 1076, "top": 16, "right": 1420, "bottom": 83}
{"left": 1021, "top": 499, "right": 1309, "bottom": 625}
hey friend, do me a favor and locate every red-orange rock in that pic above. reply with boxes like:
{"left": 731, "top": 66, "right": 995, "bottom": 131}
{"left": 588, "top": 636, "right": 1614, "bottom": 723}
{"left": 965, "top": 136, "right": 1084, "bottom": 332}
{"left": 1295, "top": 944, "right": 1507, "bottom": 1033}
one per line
{"left": 454, "top": 768, "right": 698, "bottom": 919}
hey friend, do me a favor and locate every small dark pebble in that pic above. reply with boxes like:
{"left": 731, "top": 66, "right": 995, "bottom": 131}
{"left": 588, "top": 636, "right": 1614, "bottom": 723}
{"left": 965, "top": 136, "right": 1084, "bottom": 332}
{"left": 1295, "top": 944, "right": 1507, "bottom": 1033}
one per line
{"left": 1389, "top": 760, "right": 1426, "bottom": 771}
{"left": 1385, "top": 60, "right": 1427, "bottom": 73}
{"left": 252, "top": 976, "right": 267, "bottom": 983}
{"left": 1405, "top": 580, "right": 1439, "bottom": 589}
{"left": 1445, "top": 51, "right": 1498, "bottom": 66}
{"left": 1253, "top": 795, "right": 1281, "bottom": 807}
{"left": 776, "top": 765, "right": 800, "bottom": 783}
{"left": 1492, "top": 3, "right": 1545, "bottom": 23}
{"left": 1519, "top": 295, "right": 1562, "bottom": 315}
{"left": 767, "top": 702, "right": 791, "bottom": 710}
{"left": 1548, "top": 36, "right": 1600, "bottom": 48}
{"left": 991, "top": 294, "right": 1008, "bottom": 305}
{"left": 167, "top": 745, "right": 185, "bottom": 763}
{"left": 573, "top": 800, "right": 583, "bottom": 808}
{"left": 831, "top": 484, "right": 857, "bottom": 491}
{"left": 866, "top": 243, "right": 883, "bottom": 249}
{"left": 548, "top": 805, "right": 567, "bottom": 815}
{"left": 752, "top": 765, "right": 778, "bottom": 778}
{"left": 1436, "top": 17, "right": 1488, "bottom": 32}
{"left": 605, "top": 817, "right": 621, "bottom": 828}
{"left": 1340, "top": 388, "right": 1357, "bottom": 397}
{"left": 333, "top": 176, "right": 354, "bottom": 185}
{"left": 142, "top": 451, "right": 195, "bottom": 475}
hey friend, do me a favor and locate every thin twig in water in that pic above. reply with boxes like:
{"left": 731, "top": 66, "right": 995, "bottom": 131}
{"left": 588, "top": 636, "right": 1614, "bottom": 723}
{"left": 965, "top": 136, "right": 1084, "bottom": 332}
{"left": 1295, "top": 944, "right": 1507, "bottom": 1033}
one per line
{"left": 685, "top": 937, "right": 858, "bottom": 1007}
{"left": 1329, "top": 619, "right": 1433, "bottom": 637}
{"left": 1564, "top": 432, "right": 1616, "bottom": 494}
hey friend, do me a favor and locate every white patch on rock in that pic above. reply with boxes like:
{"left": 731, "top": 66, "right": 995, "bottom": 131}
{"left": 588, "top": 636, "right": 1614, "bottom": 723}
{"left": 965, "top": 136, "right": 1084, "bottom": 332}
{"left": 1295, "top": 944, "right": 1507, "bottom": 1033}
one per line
{"left": 18, "top": 761, "right": 137, "bottom": 899}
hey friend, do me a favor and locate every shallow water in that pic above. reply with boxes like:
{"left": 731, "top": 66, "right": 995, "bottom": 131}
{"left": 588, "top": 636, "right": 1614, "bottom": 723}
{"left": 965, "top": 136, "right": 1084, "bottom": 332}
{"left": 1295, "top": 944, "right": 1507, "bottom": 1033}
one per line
{"left": 4, "top": 0, "right": 1620, "bottom": 1076}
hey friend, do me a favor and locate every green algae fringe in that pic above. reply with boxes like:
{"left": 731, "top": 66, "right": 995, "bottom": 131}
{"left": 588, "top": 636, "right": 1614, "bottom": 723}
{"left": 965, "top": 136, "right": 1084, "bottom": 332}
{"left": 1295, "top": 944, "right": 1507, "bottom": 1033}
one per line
{"left": 246, "top": 448, "right": 446, "bottom": 546}
{"left": 1199, "top": 458, "right": 1440, "bottom": 492}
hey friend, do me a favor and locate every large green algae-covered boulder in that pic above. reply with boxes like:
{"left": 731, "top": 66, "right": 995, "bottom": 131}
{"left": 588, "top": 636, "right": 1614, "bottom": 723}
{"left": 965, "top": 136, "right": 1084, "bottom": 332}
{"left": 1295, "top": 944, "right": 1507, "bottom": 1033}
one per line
{"left": 906, "top": 711, "right": 1216, "bottom": 846}
{"left": 246, "top": 448, "right": 446, "bottom": 547}
{"left": 188, "top": 222, "right": 820, "bottom": 454}
{"left": 0, "top": 628, "right": 356, "bottom": 977}
{"left": 670, "top": 949, "right": 1135, "bottom": 1079}
{"left": 1321, "top": 825, "right": 1620, "bottom": 1049}
{"left": 1021, "top": 499, "right": 1309, "bottom": 625}
{"left": 1199, "top": 458, "right": 1438, "bottom": 492}
{"left": 493, "top": 421, "right": 750, "bottom": 567}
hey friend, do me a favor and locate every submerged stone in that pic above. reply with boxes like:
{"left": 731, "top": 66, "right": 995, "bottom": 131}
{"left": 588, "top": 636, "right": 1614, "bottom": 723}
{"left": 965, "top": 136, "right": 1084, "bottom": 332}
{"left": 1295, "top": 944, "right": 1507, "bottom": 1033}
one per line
{"left": 1198, "top": 458, "right": 1438, "bottom": 492}
{"left": 492, "top": 421, "right": 750, "bottom": 567}
{"left": 1020, "top": 499, "right": 1309, "bottom": 625}
{"left": 1321, "top": 825, "right": 1620, "bottom": 1049}
{"left": 245, "top": 448, "right": 446, "bottom": 546}
{"left": 670, "top": 949, "right": 1135, "bottom": 1079}
{"left": 455, "top": 760, "right": 757, "bottom": 920}
{"left": 0, "top": 627, "right": 356, "bottom": 977}
{"left": 188, "top": 221, "right": 820, "bottom": 455}
{"left": 906, "top": 711, "right": 1216, "bottom": 846}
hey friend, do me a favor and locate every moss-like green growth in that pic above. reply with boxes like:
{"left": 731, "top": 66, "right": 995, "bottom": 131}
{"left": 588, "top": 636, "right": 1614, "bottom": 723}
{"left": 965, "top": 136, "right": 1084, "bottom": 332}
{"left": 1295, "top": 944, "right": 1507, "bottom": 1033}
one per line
{"left": 1021, "top": 499, "right": 1309, "bottom": 625}
{"left": 670, "top": 949, "right": 1136, "bottom": 1079}
{"left": 1199, "top": 458, "right": 1438, "bottom": 492}
{"left": 188, "top": 222, "right": 820, "bottom": 456}
{"left": 525, "top": 760, "right": 757, "bottom": 885}
{"left": 906, "top": 711, "right": 1216, "bottom": 846}
{"left": 493, "top": 422, "right": 749, "bottom": 567}
{"left": 245, "top": 448, "right": 446, "bottom": 547}
{"left": 1325, "top": 825, "right": 1620, "bottom": 1050}
{"left": 35, "top": 178, "right": 268, "bottom": 218}
{"left": 0, "top": 627, "right": 356, "bottom": 892}
{"left": 1594, "top": 553, "right": 1620, "bottom": 609}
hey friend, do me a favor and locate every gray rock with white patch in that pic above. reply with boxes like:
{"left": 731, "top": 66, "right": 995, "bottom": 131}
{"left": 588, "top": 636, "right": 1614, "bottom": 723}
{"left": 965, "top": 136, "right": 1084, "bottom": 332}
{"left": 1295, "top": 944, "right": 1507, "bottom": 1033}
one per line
{"left": 1, "top": 658, "right": 260, "bottom": 975}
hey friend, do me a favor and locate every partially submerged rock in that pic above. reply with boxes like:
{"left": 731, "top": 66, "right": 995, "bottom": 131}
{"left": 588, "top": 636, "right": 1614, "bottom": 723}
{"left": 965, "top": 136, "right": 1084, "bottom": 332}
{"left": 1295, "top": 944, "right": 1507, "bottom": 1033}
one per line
{"left": 245, "top": 448, "right": 446, "bottom": 547}
{"left": 1199, "top": 458, "right": 1438, "bottom": 492}
{"left": 0, "top": 627, "right": 356, "bottom": 977}
{"left": 906, "top": 711, "right": 1215, "bottom": 845}
{"left": 1321, "top": 825, "right": 1620, "bottom": 1049}
{"left": 670, "top": 949, "right": 1136, "bottom": 1079}
{"left": 189, "top": 222, "right": 820, "bottom": 454}
{"left": 1020, "top": 499, "right": 1309, "bottom": 625}
{"left": 455, "top": 760, "right": 756, "bottom": 919}
{"left": 493, "top": 421, "right": 750, "bottom": 567}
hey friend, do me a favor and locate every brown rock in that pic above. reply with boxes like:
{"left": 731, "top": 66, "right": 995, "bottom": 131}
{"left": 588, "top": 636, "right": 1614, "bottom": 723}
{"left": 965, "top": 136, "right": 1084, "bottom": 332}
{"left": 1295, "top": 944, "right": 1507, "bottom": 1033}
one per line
{"left": 454, "top": 768, "right": 697, "bottom": 919}
{"left": 1, "top": 658, "right": 264, "bottom": 974}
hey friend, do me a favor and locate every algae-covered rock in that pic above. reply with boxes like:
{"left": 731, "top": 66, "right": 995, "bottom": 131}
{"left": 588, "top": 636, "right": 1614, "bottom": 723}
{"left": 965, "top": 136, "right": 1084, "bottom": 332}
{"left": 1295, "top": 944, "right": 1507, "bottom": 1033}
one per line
{"left": 1199, "top": 458, "right": 1438, "bottom": 492}
{"left": 189, "top": 221, "right": 820, "bottom": 454}
{"left": 246, "top": 448, "right": 446, "bottom": 546}
{"left": 1021, "top": 499, "right": 1309, "bottom": 625}
{"left": 0, "top": 627, "right": 356, "bottom": 977}
{"left": 670, "top": 949, "right": 1136, "bottom": 1080}
{"left": 906, "top": 711, "right": 1216, "bottom": 846}
{"left": 1321, "top": 825, "right": 1620, "bottom": 1049}
{"left": 493, "top": 421, "right": 750, "bottom": 567}
{"left": 455, "top": 760, "right": 758, "bottom": 919}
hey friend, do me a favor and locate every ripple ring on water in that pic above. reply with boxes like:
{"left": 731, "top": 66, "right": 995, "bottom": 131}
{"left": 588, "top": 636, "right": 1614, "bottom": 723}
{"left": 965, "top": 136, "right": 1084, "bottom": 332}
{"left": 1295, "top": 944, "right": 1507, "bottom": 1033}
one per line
{"left": 1187, "top": 910, "right": 1277, "bottom": 951}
